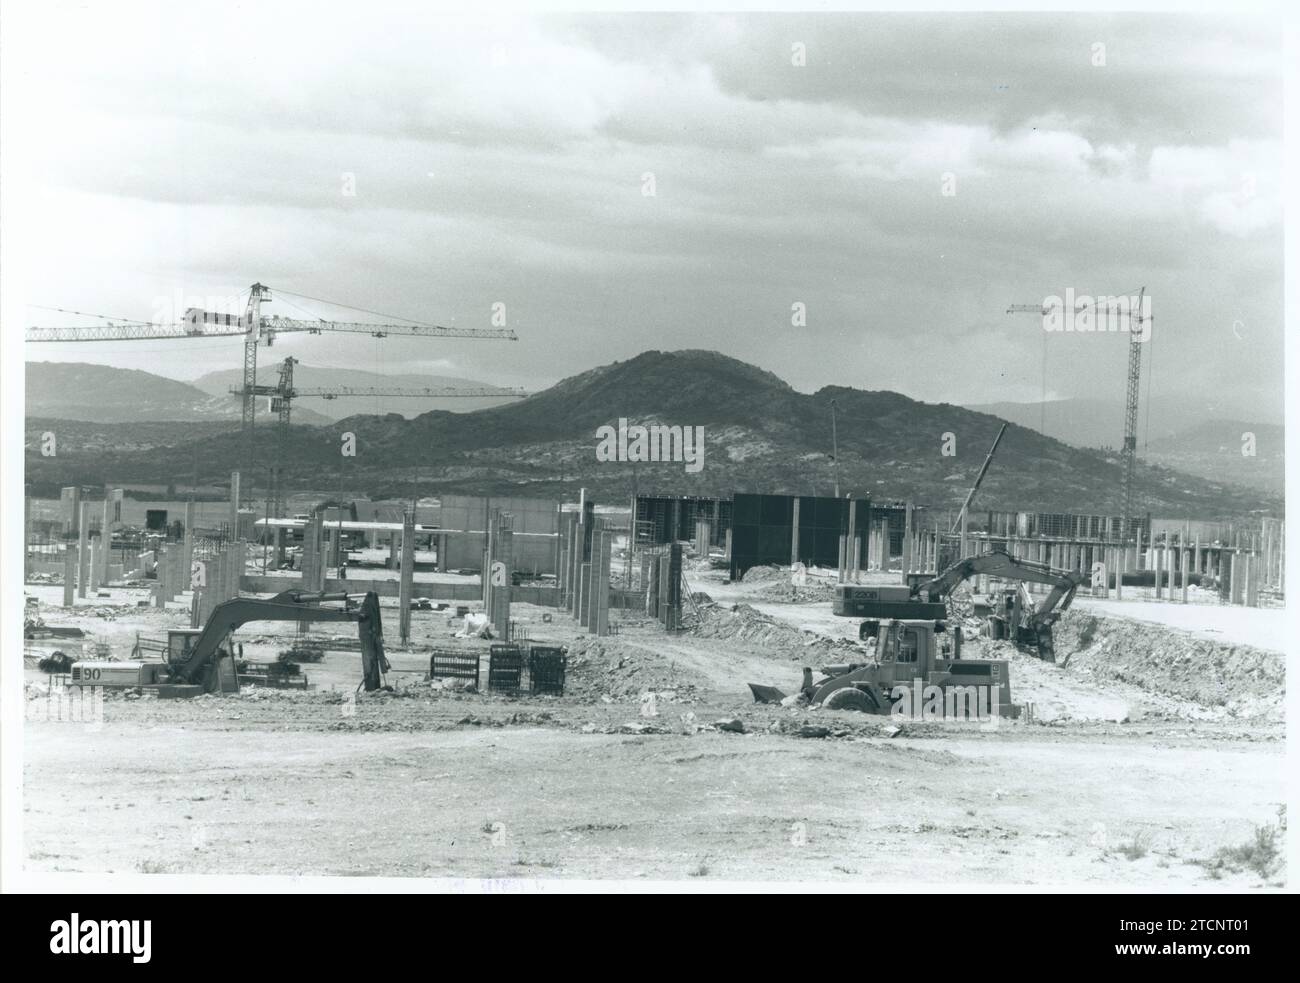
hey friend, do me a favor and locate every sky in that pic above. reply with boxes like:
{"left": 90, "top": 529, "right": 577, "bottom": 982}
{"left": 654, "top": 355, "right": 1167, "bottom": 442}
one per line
{"left": 7, "top": 4, "right": 1286, "bottom": 421}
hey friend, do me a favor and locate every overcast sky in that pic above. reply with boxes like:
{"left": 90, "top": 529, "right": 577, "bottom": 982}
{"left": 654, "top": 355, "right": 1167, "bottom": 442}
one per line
{"left": 10, "top": 5, "right": 1285, "bottom": 420}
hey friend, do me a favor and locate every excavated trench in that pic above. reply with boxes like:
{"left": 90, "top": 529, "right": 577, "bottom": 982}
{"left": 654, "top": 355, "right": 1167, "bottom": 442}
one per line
{"left": 1044, "top": 609, "right": 1285, "bottom": 721}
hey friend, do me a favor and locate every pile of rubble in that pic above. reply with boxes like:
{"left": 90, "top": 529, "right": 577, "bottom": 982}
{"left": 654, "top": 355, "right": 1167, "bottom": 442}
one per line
{"left": 566, "top": 636, "right": 706, "bottom": 700}
{"left": 692, "top": 603, "right": 855, "bottom": 656}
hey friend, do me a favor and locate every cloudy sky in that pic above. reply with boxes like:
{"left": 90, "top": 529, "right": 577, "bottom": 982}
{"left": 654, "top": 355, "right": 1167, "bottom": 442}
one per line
{"left": 8, "top": 4, "right": 1285, "bottom": 420}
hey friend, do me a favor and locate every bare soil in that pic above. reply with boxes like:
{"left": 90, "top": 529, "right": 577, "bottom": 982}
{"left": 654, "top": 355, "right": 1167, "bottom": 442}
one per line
{"left": 20, "top": 570, "right": 1288, "bottom": 886}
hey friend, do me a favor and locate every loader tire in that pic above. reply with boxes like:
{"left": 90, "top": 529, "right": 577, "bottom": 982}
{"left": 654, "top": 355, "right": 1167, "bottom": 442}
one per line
{"left": 822, "top": 686, "right": 877, "bottom": 714}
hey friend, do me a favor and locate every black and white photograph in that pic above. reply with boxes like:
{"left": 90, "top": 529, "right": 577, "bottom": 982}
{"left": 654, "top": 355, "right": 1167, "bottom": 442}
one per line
{"left": 1, "top": 0, "right": 1295, "bottom": 910}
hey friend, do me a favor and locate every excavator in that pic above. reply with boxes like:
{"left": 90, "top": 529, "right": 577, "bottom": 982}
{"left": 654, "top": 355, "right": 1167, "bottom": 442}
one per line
{"left": 748, "top": 549, "right": 1084, "bottom": 717}
{"left": 70, "top": 590, "right": 390, "bottom": 695}
{"left": 835, "top": 548, "right": 1087, "bottom": 662}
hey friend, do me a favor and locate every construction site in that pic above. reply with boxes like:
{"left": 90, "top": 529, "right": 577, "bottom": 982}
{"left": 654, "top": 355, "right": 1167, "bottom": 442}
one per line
{"left": 21, "top": 329, "right": 1289, "bottom": 883}
{"left": 7, "top": 9, "right": 1289, "bottom": 893}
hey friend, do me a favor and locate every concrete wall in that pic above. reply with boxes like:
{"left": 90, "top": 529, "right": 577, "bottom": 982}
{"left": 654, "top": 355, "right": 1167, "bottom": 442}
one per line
{"left": 439, "top": 494, "right": 559, "bottom": 536}
{"left": 440, "top": 531, "right": 556, "bottom": 574}
{"left": 436, "top": 494, "right": 560, "bottom": 574}
{"left": 32, "top": 497, "right": 233, "bottom": 532}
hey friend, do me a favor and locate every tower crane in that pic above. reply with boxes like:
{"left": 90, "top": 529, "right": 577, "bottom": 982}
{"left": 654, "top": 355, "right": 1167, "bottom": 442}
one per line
{"left": 1006, "top": 286, "right": 1150, "bottom": 541}
{"left": 26, "top": 283, "right": 518, "bottom": 508}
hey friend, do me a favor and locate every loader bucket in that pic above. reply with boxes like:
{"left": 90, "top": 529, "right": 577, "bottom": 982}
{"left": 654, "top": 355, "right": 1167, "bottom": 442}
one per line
{"left": 748, "top": 683, "right": 788, "bottom": 704}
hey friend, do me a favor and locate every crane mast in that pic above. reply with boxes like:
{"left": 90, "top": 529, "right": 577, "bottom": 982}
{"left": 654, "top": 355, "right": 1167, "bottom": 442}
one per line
{"left": 1118, "top": 287, "right": 1146, "bottom": 541}
{"left": 1007, "top": 285, "right": 1149, "bottom": 542}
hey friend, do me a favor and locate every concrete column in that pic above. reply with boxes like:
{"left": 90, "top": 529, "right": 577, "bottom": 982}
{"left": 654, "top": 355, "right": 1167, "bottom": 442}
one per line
{"left": 1229, "top": 553, "right": 1244, "bottom": 604}
{"left": 182, "top": 500, "right": 195, "bottom": 582}
{"left": 657, "top": 555, "right": 670, "bottom": 625}
{"left": 229, "top": 471, "right": 241, "bottom": 537}
{"left": 76, "top": 502, "right": 90, "bottom": 599}
{"left": 63, "top": 545, "right": 76, "bottom": 607}
{"left": 646, "top": 554, "right": 660, "bottom": 617}
{"left": 1115, "top": 547, "right": 1124, "bottom": 600}
{"left": 724, "top": 527, "right": 733, "bottom": 565}
{"left": 163, "top": 545, "right": 175, "bottom": 602}
{"left": 1245, "top": 554, "right": 1259, "bottom": 607}
{"left": 902, "top": 504, "right": 913, "bottom": 580}
{"left": 99, "top": 490, "right": 114, "bottom": 585}
{"left": 790, "top": 498, "right": 801, "bottom": 566}
{"left": 88, "top": 539, "right": 100, "bottom": 592}
{"left": 312, "top": 515, "right": 326, "bottom": 590}
{"left": 578, "top": 563, "right": 592, "bottom": 627}
{"left": 151, "top": 546, "right": 164, "bottom": 608}
{"left": 570, "top": 520, "right": 583, "bottom": 617}
{"left": 301, "top": 519, "right": 315, "bottom": 586}
{"left": 592, "top": 530, "right": 612, "bottom": 636}
{"left": 399, "top": 510, "right": 415, "bottom": 645}
{"left": 492, "top": 527, "right": 513, "bottom": 639}
{"left": 846, "top": 498, "right": 858, "bottom": 581}
{"left": 665, "top": 544, "right": 682, "bottom": 631}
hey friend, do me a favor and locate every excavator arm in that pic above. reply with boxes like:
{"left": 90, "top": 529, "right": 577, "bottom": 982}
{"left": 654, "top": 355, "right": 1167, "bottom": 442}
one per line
{"left": 914, "top": 549, "right": 1084, "bottom": 609}
{"left": 912, "top": 549, "right": 1086, "bottom": 661}
{"left": 171, "top": 590, "right": 389, "bottom": 691}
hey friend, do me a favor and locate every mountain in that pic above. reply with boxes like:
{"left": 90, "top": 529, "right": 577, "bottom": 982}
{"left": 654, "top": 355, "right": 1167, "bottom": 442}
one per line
{"left": 190, "top": 363, "right": 523, "bottom": 420}
{"left": 1144, "top": 420, "right": 1284, "bottom": 497}
{"left": 964, "top": 395, "right": 1283, "bottom": 451}
{"left": 25, "top": 350, "right": 1281, "bottom": 519}
{"left": 25, "top": 361, "right": 242, "bottom": 422}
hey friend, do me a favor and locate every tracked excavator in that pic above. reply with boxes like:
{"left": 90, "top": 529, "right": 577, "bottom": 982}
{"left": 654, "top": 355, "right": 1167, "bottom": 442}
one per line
{"left": 70, "top": 590, "right": 390, "bottom": 695}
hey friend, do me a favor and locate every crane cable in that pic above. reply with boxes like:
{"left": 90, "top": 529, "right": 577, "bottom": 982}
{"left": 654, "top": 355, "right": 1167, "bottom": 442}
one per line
{"left": 272, "top": 287, "right": 432, "bottom": 326}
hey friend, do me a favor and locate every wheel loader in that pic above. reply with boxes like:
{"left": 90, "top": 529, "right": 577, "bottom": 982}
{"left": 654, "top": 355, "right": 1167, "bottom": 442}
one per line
{"left": 752, "top": 617, "right": 1017, "bottom": 720}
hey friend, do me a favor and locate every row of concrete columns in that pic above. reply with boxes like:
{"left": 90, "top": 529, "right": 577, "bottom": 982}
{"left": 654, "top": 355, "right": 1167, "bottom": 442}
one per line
{"left": 644, "top": 543, "right": 682, "bottom": 630}
{"left": 557, "top": 508, "right": 616, "bottom": 636}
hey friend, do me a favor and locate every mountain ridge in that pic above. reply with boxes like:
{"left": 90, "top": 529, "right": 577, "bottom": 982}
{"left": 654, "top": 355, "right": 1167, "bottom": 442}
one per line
{"left": 24, "top": 350, "right": 1281, "bottom": 519}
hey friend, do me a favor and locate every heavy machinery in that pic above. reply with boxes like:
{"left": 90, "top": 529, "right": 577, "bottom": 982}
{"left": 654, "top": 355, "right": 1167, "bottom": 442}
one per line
{"left": 750, "top": 617, "right": 1016, "bottom": 719}
{"left": 835, "top": 548, "right": 1086, "bottom": 662}
{"left": 71, "top": 590, "right": 389, "bottom": 696}
{"left": 748, "top": 549, "right": 1087, "bottom": 718}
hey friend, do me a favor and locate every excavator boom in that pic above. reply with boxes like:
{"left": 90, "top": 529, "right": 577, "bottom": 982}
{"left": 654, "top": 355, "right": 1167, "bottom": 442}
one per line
{"left": 910, "top": 549, "right": 1086, "bottom": 661}
{"left": 172, "top": 589, "right": 389, "bottom": 691}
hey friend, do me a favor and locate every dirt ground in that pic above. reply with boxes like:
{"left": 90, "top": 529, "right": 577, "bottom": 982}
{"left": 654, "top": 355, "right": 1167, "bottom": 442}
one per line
{"left": 20, "top": 563, "right": 1289, "bottom": 886}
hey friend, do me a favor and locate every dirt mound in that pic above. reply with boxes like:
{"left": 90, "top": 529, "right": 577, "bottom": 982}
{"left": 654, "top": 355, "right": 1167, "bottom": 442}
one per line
{"left": 1053, "top": 610, "right": 1284, "bottom": 720}
{"left": 565, "top": 636, "right": 708, "bottom": 699}
{"left": 751, "top": 579, "right": 836, "bottom": 604}
{"left": 741, "top": 564, "right": 785, "bottom": 583}
{"left": 691, "top": 603, "right": 859, "bottom": 659}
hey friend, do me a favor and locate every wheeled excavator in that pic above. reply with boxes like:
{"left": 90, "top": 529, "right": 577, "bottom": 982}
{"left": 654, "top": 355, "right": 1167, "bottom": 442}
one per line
{"left": 70, "top": 590, "right": 390, "bottom": 695}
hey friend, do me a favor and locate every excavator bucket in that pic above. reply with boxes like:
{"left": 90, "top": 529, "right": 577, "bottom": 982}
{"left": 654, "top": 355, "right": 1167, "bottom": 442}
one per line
{"left": 1035, "top": 624, "right": 1056, "bottom": 663}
